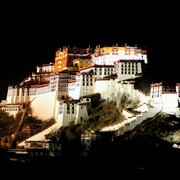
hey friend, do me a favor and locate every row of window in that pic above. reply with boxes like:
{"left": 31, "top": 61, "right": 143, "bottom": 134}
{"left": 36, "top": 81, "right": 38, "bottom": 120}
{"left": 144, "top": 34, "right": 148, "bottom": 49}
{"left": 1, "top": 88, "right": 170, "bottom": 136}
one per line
{"left": 121, "top": 63, "right": 139, "bottom": 67}
{"left": 121, "top": 71, "right": 136, "bottom": 74}
{"left": 83, "top": 78, "right": 93, "bottom": 82}
{"left": 67, "top": 110, "right": 74, "bottom": 114}
{"left": 82, "top": 74, "right": 93, "bottom": 77}
{"left": 121, "top": 68, "right": 138, "bottom": 70}
{"left": 4, "top": 108, "right": 19, "bottom": 111}
{"left": 95, "top": 68, "right": 114, "bottom": 71}
{"left": 151, "top": 94, "right": 161, "bottom": 98}
{"left": 83, "top": 83, "right": 93, "bottom": 86}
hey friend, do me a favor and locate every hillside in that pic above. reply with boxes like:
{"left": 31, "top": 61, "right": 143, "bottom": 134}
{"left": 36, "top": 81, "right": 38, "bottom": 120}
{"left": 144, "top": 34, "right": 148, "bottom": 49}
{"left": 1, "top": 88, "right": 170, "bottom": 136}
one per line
{"left": 1, "top": 111, "right": 180, "bottom": 179}
{"left": 0, "top": 110, "right": 55, "bottom": 147}
{"left": 88, "top": 112, "right": 180, "bottom": 178}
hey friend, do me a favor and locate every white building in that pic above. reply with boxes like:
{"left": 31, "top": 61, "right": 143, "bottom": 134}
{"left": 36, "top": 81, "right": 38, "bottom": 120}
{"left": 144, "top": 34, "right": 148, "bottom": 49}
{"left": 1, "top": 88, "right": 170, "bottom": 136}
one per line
{"left": 1, "top": 45, "right": 149, "bottom": 128}
{"left": 56, "top": 99, "right": 89, "bottom": 126}
{"left": 150, "top": 82, "right": 179, "bottom": 114}
{"left": 1, "top": 104, "right": 23, "bottom": 117}
{"left": 91, "top": 45, "right": 148, "bottom": 65}
{"left": 4, "top": 72, "right": 90, "bottom": 126}
{"left": 94, "top": 74, "right": 119, "bottom": 100}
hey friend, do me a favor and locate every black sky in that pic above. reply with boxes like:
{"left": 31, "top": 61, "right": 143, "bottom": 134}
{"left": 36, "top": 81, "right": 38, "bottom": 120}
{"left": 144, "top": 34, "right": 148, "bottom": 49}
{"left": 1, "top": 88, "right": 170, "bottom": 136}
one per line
{"left": 0, "top": 2, "right": 179, "bottom": 100}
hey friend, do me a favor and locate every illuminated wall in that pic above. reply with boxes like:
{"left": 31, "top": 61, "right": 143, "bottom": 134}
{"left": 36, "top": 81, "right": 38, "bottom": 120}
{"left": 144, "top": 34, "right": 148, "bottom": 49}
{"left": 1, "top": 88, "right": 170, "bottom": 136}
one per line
{"left": 54, "top": 48, "right": 68, "bottom": 72}
{"left": 162, "top": 93, "right": 178, "bottom": 108}
{"left": 176, "top": 83, "right": 180, "bottom": 104}
{"left": 115, "top": 60, "right": 143, "bottom": 81}
{"left": 68, "top": 75, "right": 82, "bottom": 100}
{"left": 79, "top": 65, "right": 115, "bottom": 97}
{"left": 1, "top": 104, "right": 22, "bottom": 117}
{"left": 30, "top": 89, "right": 57, "bottom": 120}
{"left": 36, "top": 63, "right": 54, "bottom": 73}
{"left": 6, "top": 86, "right": 14, "bottom": 104}
{"left": 56, "top": 100, "right": 89, "bottom": 126}
{"left": 150, "top": 82, "right": 179, "bottom": 108}
{"left": 54, "top": 47, "right": 93, "bottom": 73}
{"left": 92, "top": 45, "right": 148, "bottom": 65}
{"left": 94, "top": 77, "right": 145, "bottom": 106}
{"left": 55, "top": 99, "right": 89, "bottom": 126}
{"left": 121, "top": 81, "right": 135, "bottom": 95}
{"left": 75, "top": 103, "right": 89, "bottom": 124}
{"left": 133, "top": 89, "right": 146, "bottom": 104}
{"left": 29, "top": 75, "right": 59, "bottom": 120}
{"left": 150, "top": 83, "right": 163, "bottom": 104}
{"left": 6, "top": 86, "right": 30, "bottom": 104}
{"left": 73, "top": 57, "right": 92, "bottom": 71}
{"left": 94, "top": 78, "right": 119, "bottom": 100}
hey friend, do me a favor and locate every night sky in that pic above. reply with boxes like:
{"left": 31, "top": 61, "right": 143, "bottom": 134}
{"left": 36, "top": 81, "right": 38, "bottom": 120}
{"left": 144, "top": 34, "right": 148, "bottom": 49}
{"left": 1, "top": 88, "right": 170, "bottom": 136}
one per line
{"left": 0, "top": 2, "right": 179, "bottom": 101}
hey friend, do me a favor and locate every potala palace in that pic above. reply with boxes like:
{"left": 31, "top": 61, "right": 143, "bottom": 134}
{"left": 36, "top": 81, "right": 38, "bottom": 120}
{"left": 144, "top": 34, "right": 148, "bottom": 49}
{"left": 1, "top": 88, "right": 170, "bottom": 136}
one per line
{"left": 0, "top": 44, "right": 180, "bottom": 146}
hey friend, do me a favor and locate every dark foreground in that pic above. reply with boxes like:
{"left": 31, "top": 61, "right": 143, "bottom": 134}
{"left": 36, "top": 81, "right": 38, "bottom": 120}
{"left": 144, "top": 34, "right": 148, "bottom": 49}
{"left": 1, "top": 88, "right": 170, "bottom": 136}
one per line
{"left": 1, "top": 113, "right": 180, "bottom": 179}
{"left": 1, "top": 150, "right": 180, "bottom": 179}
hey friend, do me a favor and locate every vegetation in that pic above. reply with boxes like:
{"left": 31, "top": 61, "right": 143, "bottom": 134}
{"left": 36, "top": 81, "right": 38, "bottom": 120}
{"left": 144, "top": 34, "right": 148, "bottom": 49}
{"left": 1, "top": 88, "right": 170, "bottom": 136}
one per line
{"left": 0, "top": 91, "right": 141, "bottom": 148}
{"left": 84, "top": 99, "right": 124, "bottom": 131}
{"left": 0, "top": 110, "right": 19, "bottom": 137}
{"left": 116, "top": 92, "right": 141, "bottom": 111}
{"left": 0, "top": 108, "right": 55, "bottom": 146}
{"left": 45, "top": 93, "right": 142, "bottom": 157}
{"left": 86, "top": 112, "right": 180, "bottom": 178}
{"left": 80, "top": 93, "right": 141, "bottom": 132}
{"left": 120, "top": 112, "right": 180, "bottom": 143}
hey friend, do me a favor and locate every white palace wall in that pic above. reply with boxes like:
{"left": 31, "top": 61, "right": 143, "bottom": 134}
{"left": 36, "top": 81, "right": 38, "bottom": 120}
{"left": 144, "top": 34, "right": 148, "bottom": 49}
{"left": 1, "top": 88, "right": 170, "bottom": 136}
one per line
{"left": 95, "top": 78, "right": 119, "bottom": 100}
{"left": 30, "top": 90, "right": 57, "bottom": 120}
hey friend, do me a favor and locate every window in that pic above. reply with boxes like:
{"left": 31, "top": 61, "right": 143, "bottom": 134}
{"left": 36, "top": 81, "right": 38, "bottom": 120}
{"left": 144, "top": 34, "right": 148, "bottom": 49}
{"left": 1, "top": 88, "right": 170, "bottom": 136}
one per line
{"left": 67, "top": 104, "right": 70, "bottom": 114}
{"left": 80, "top": 117, "right": 83, "bottom": 122}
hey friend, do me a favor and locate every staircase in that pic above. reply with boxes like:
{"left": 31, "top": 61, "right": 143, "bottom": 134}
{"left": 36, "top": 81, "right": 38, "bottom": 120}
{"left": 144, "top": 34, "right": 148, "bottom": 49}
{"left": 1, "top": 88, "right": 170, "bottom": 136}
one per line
{"left": 17, "top": 121, "right": 61, "bottom": 148}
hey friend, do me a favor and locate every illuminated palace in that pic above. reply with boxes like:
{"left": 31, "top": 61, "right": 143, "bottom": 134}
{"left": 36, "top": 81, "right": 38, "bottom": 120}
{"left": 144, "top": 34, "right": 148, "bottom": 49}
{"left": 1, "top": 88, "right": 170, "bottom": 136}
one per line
{"left": 1, "top": 44, "right": 179, "bottom": 139}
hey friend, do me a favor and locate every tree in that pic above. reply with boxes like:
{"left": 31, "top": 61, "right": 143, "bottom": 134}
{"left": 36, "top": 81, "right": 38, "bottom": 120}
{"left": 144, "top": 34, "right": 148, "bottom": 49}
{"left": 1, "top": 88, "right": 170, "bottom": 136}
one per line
{"left": 117, "top": 92, "right": 141, "bottom": 111}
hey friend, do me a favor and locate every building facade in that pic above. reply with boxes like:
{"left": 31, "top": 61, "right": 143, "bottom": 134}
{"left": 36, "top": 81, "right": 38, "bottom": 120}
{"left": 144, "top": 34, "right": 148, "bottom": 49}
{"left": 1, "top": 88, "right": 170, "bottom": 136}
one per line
{"left": 1, "top": 44, "right": 148, "bottom": 127}
{"left": 150, "top": 82, "right": 179, "bottom": 112}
